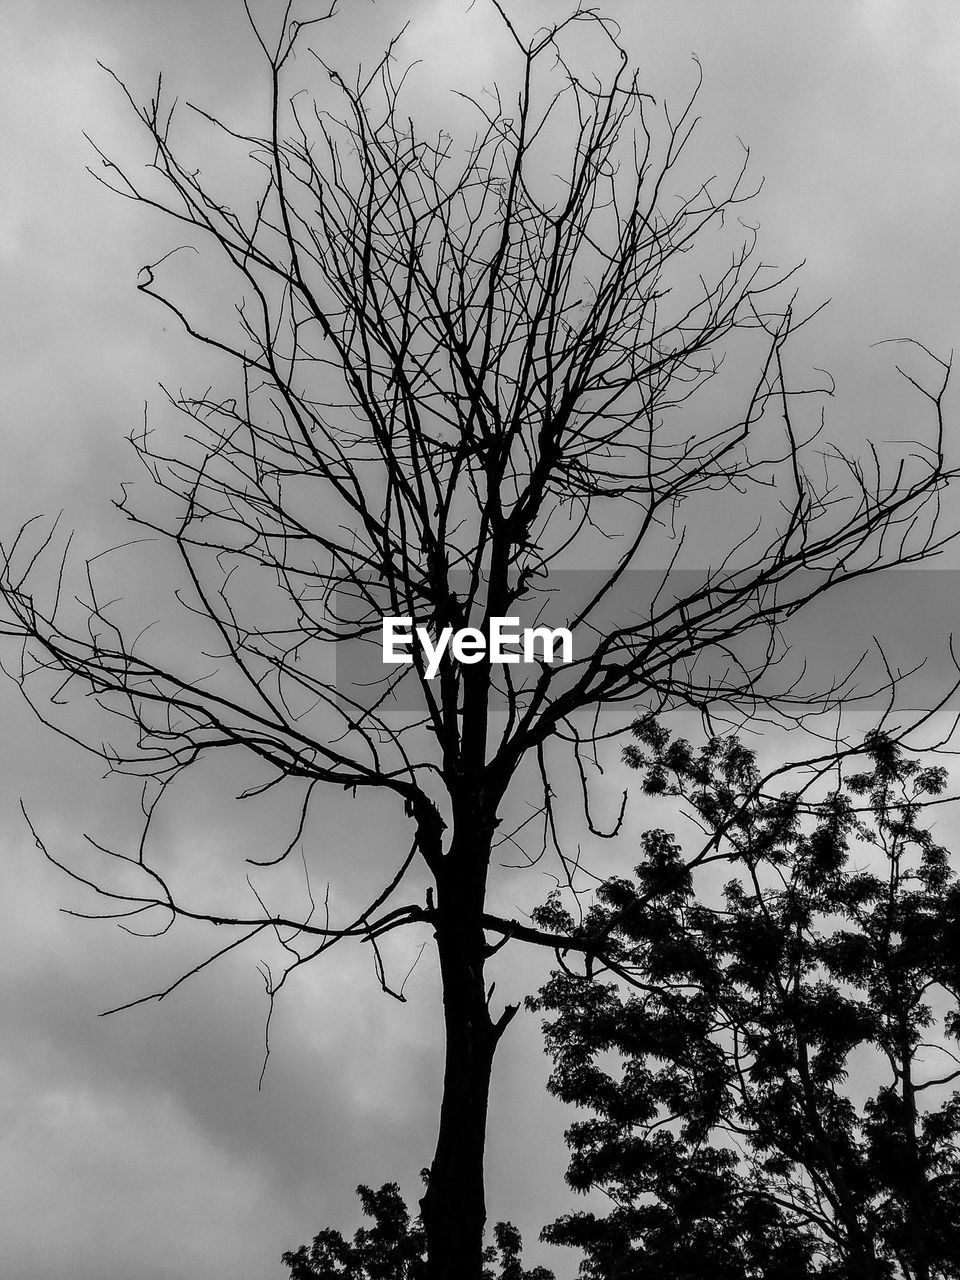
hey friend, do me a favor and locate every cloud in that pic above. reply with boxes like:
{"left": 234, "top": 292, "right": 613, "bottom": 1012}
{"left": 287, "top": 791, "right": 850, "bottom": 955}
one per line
{"left": 0, "top": 1068, "right": 289, "bottom": 1280}
{"left": 4, "top": 3, "right": 960, "bottom": 1278}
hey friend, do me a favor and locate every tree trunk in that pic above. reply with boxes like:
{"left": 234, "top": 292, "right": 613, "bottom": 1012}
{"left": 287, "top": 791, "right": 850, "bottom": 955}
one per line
{"left": 420, "top": 820, "right": 509, "bottom": 1280}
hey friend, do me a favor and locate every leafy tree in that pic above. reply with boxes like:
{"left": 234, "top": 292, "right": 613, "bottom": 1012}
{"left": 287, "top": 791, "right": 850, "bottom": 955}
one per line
{"left": 283, "top": 1183, "right": 427, "bottom": 1280}
{"left": 532, "top": 727, "right": 960, "bottom": 1279}
{"left": 1, "top": 3, "right": 956, "bottom": 1275}
{"left": 281, "top": 1181, "right": 553, "bottom": 1280}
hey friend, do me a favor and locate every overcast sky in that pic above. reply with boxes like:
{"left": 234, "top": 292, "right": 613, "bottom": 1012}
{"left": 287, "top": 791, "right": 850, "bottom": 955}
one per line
{"left": 3, "top": 2, "right": 960, "bottom": 1278}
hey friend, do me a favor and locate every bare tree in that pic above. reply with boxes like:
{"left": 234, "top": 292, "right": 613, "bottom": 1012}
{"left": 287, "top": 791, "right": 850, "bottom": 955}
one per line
{"left": 1, "top": 4, "right": 956, "bottom": 1276}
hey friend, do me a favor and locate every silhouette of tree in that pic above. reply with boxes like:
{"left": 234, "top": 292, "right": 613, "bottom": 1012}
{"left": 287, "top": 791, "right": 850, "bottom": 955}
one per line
{"left": 281, "top": 1180, "right": 553, "bottom": 1280}
{"left": 532, "top": 726, "right": 960, "bottom": 1279}
{"left": 1, "top": 3, "right": 958, "bottom": 1275}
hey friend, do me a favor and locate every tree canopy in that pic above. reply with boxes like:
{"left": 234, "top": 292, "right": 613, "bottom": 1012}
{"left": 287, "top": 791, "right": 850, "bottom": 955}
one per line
{"left": 532, "top": 726, "right": 960, "bottom": 1279}
{"left": 282, "top": 1181, "right": 553, "bottom": 1280}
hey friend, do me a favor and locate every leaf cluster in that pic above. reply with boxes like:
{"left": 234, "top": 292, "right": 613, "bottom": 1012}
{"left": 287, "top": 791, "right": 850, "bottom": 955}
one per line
{"left": 281, "top": 1180, "right": 554, "bottom": 1280}
{"left": 532, "top": 727, "right": 960, "bottom": 1279}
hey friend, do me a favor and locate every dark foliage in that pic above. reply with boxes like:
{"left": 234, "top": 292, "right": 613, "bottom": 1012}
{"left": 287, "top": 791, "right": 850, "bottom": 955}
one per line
{"left": 282, "top": 1181, "right": 554, "bottom": 1280}
{"left": 532, "top": 728, "right": 960, "bottom": 1279}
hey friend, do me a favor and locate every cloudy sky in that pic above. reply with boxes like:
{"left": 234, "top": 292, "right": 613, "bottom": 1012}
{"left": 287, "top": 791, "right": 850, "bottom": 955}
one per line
{"left": 3, "top": 2, "right": 960, "bottom": 1277}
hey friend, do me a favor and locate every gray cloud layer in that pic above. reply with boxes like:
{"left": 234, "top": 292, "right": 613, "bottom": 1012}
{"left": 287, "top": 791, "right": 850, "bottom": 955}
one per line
{"left": 3, "top": 2, "right": 960, "bottom": 1276}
